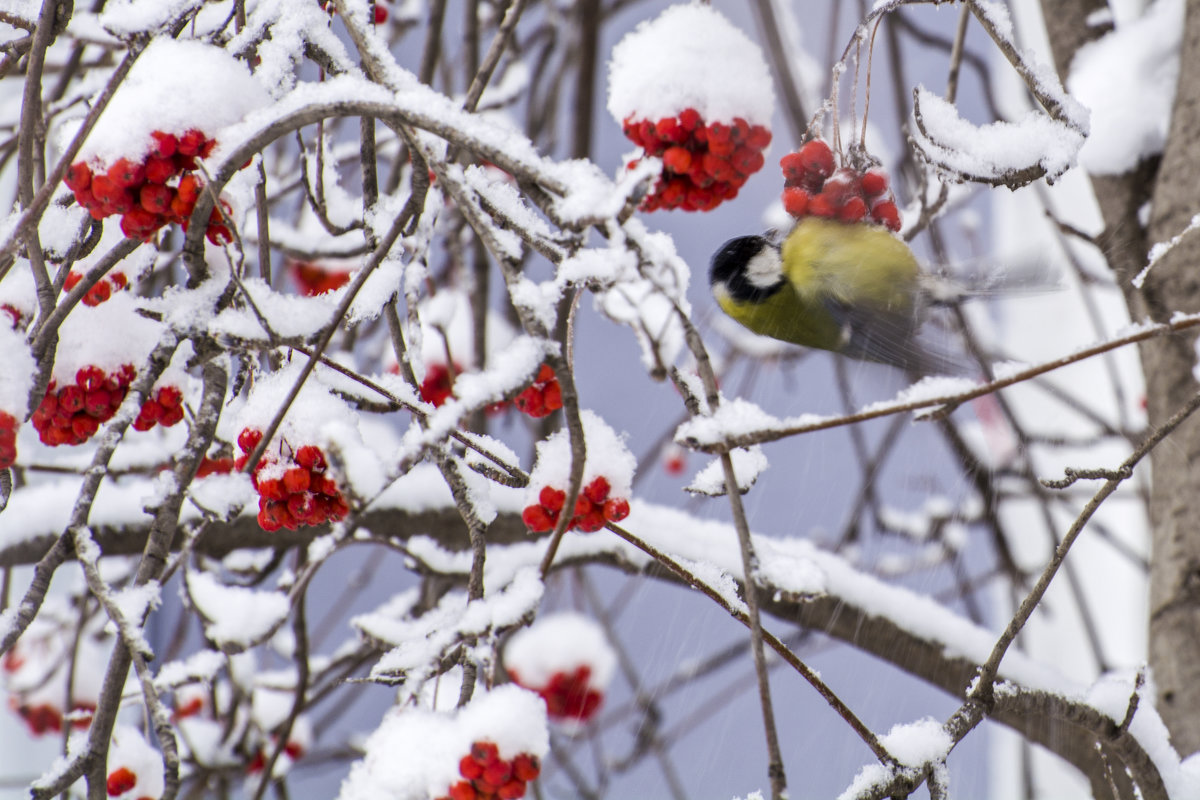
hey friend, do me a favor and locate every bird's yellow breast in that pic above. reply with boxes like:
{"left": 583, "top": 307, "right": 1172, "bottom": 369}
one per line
{"left": 781, "top": 217, "right": 920, "bottom": 314}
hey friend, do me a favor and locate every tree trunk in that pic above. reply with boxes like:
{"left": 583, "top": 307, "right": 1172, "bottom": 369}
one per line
{"left": 1144, "top": 0, "right": 1200, "bottom": 759}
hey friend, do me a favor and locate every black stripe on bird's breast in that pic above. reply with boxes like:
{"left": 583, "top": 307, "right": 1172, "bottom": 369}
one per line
{"left": 709, "top": 235, "right": 785, "bottom": 303}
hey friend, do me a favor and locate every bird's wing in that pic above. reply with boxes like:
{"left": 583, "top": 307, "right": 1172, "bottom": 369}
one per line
{"left": 821, "top": 296, "right": 962, "bottom": 376}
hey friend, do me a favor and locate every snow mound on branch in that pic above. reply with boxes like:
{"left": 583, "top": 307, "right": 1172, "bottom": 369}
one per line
{"left": 337, "top": 685, "right": 548, "bottom": 800}
{"left": 607, "top": 3, "right": 775, "bottom": 126}
{"left": 187, "top": 571, "right": 288, "bottom": 648}
{"left": 912, "top": 87, "right": 1083, "bottom": 184}
{"left": 1068, "top": 0, "right": 1182, "bottom": 174}
{"left": 504, "top": 611, "right": 617, "bottom": 689}
{"left": 526, "top": 410, "right": 636, "bottom": 499}
{"left": 0, "top": 323, "right": 34, "bottom": 415}
{"left": 72, "top": 38, "right": 269, "bottom": 165}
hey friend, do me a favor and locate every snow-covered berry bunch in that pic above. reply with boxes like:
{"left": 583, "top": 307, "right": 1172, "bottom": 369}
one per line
{"left": 513, "top": 365, "right": 562, "bottom": 419}
{"left": 237, "top": 429, "right": 350, "bottom": 532}
{"left": 60, "top": 38, "right": 268, "bottom": 244}
{"left": 64, "top": 130, "right": 236, "bottom": 244}
{"left": 62, "top": 269, "right": 129, "bottom": 306}
{"left": 105, "top": 727, "right": 164, "bottom": 800}
{"left": 288, "top": 260, "right": 352, "bottom": 297}
{"left": 522, "top": 411, "right": 635, "bottom": 533}
{"left": 437, "top": 741, "right": 541, "bottom": 800}
{"left": 521, "top": 477, "right": 630, "bottom": 534}
{"left": 609, "top": 4, "right": 775, "bottom": 213}
{"left": 780, "top": 139, "right": 901, "bottom": 232}
{"left": 505, "top": 613, "right": 616, "bottom": 726}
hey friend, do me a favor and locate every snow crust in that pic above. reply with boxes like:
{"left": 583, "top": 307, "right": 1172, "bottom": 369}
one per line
{"left": 607, "top": 3, "right": 775, "bottom": 126}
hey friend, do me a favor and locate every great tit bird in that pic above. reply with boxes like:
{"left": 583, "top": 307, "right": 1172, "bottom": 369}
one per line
{"left": 709, "top": 216, "right": 958, "bottom": 375}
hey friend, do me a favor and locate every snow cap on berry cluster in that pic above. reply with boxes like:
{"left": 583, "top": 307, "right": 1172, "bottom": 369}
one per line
{"left": 336, "top": 685, "right": 548, "bottom": 800}
{"left": 230, "top": 361, "right": 385, "bottom": 496}
{"left": 526, "top": 410, "right": 636, "bottom": 502}
{"left": 504, "top": 612, "right": 617, "bottom": 690}
{"left": 49, "top": 292, "right": 162, "bottom": 384}
{"left": 0, "top": 324, "right": 34, "bottom": 416}
{"left": 68, "top": 39, "right": 269, "bottom": 166}
{"left": 607, "top": 4, "right": 775, "bottom": 127}
{"left": 107, "top": 726, "right": 165, "bottom": 800}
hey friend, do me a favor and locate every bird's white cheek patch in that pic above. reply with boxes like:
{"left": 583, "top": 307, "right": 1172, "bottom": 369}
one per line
{"left": 745, "top": 247, "right": 783, "bottom": 289}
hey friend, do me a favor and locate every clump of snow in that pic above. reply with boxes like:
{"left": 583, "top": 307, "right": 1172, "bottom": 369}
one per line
{"left": 526, "top": 409, "right": 637, "bottom": 500}
{"left": 69, "top": 38, "right": 269, "bottom": 166}
{"left": 686, "top": 446, "right": 768, "bottom": 496}
{"left": 48, "top": 292, "right": 162, "bottom": 384}
{"left": 0, "top": 323, "right": 34, "bottom": 415}
{"left": 675, "top": 397, "right": 784, "bottom": 449}
{"left": 912, "top": 87, "right": 1084, "bottom": 184}
{"left": 504, "top": 611, "right": 617, "bottom": 689}
{"left": 107, "top": 725, "right": 165, "bottom": 800}
{"left": 1068, "top": 0, "right": 1182, "bottom": 174}
{"left": 336, "top": 685, "right": 548, "bottom": 800}
{"left": 186, "top": 571, "right": 289, "bottom": 648}
{"left": 837, "top": 718, "right": 952, "bottom": 800}
{"left": 607, "top": 3, "right": 775, "bottom": 126}
{"left": 0, "top": 264, "right": 36, "bottom": 321}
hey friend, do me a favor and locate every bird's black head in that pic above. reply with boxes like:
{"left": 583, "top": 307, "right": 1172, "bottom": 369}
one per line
{"left": 709, "top": 235, "right": 784, "bottom": 302}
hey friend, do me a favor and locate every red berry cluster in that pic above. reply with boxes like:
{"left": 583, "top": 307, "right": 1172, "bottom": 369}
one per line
{"left": 288, "top": 261, "right": 352, "bottom": 297}
{"left": 420, "top": 363, "right": 458, "bottom": 407}
{"left": 195, "top": 455, "right": 235, "bottom": 478}
{"left": 511, "top": 666, "right": 602, "bottom": 723}
{"left": 0, "top": 411, "right": 17, "bottom": 469}
{"left": 237, "top": 429, "right": 350, "bottom": 532}
{"left": 64, "top": 129, "right": 235, "bottom": 244}
{"left": 32, "top": 365, "right": 135, "bottom": 446}
{"left": 521, "top": 477, "right": 630, "bottom": 533}
{"left": 779, "top": 140, "right": 901, "bottom": 232}
{"left": 623, "top": 108, "right": 771, "bottom": 213}
{"left": 63, "top": 270, "right": 128, "bottom": 306}
{"left": 9, "top": 697, "right": 94, "bottom": 736}
{"left": 132, "top": 385, "right": 185, "bottom": 432}
{"left": 436, "top": 741, "right": 541, "bottom": 800}
{"left": 105, "top": 766, "right": 153, "bottom": 799}
{"left": 514, "top": 365, "right": 562, "bottom": 419}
